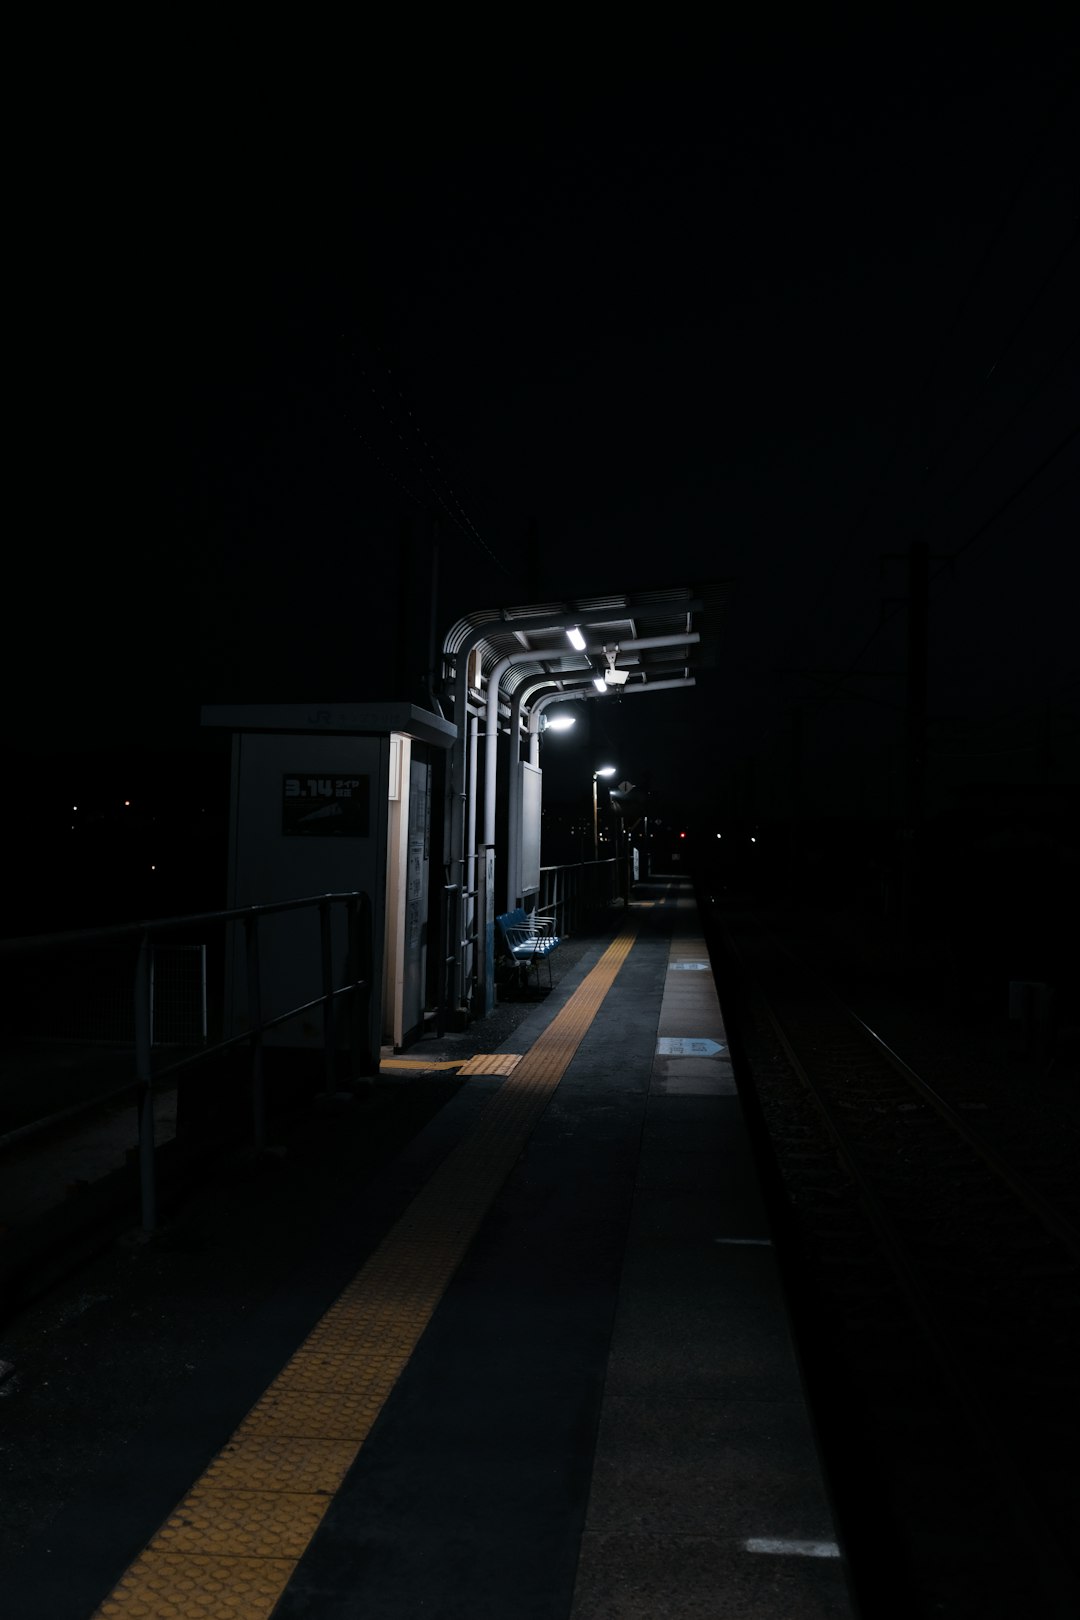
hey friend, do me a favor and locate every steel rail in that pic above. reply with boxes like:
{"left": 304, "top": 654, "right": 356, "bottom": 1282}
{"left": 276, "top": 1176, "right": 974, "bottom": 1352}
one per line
{"left": 751, "top": 913, "right": 1080, "bottom": 1259}
{"left": 720, "top": 918, "right": 1080, "bottom": 1615}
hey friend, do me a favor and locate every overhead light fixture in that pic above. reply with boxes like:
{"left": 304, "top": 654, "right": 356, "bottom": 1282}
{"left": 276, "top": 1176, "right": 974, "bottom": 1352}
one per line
{"left": 566, "top": 626, "right": 586, "bottom": 651}
{"left": 545, "top": 713, "right": 577, "bottom": 731}
{"left": 593, "top": 676, "right": 608, "bottom": 693}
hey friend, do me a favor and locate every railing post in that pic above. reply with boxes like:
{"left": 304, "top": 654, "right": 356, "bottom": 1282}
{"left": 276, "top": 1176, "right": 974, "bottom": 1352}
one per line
{"left": 437, "top": 883, "right": 456, "bottom": 1039}
{"left": 320, "top": 898, "right": 337, "bottom": 1096}
{"left": 148, "top": 944, "right": 157, "bottom": 1048}
{"left": 358, "top": 892, "right": 375, "bottom": 1076}
{"left": 479, "top": 845, "right": 496, "bottom": 1015}
{"left": 244, "top": 911, "right": 265, "bottom": 1150}
{"left": 134, "top": 932, "right": 156, "bottom": 1232}
{"left": 198, "top": 942, "right": 208, "bottom": 1043}
{"left": 351, "top": 894, "right": 375, "bottom": 1082}
{"left": 345, "top": 896, "right": 361, "bottom": 1085}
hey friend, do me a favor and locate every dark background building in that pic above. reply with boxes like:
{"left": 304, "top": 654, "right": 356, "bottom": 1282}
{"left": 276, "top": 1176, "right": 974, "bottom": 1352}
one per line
{"left": 5, "top": 21, "right": 1078, "bottom": 953}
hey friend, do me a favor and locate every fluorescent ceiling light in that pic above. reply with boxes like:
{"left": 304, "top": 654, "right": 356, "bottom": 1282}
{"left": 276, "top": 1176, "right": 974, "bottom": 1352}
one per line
{"left": 566, "top": 627, "right": 587, "bottom": 651}
{"left": 596, "top": 765, "right": 617, "bottom": 777}
{"left": 593, "top": 676, "right": 607, "bottom": 693}
{"left": 546, "top": 714, "right": 576, "bottom": 731}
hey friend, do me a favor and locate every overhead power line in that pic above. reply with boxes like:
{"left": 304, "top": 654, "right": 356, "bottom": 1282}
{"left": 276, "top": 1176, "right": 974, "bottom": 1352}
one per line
{"left": 385, "top": 372, "right": 503, "bottom": 569}
{"left": 791, "top": 78, "right": 1076, "bottom": 629}
{"left": 929, "top": 422, "right": 1078, "bottom": 582}
{"left": 799, "top": 424, "right": 1078, "bottom": 720}
{"left": 920, "top": 233, "right": 1078, "bottom": 485}
{"left": 355, "top": 351, "right": 514, "bottom": 578}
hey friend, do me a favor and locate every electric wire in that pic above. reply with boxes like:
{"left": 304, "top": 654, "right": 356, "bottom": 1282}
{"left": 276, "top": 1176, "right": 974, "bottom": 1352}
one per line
{"left": 790, "top": 425, "right": 1079, "bottom": 724}
{"left": 354, "top": 429, "right": 430, "bottom": 512}
{"left": 356, "top": 354, "right": 514, "bottom": 577}
{"left": 386, "top": 371, "right": 504, "bottom": 570}
{"left": 757, "top": 77, "right": 1078, "bottom": 749}
{"left": 920, "top": 233, "right": 1078, "bottom": 485}
{"left": 929, "top": 425, "right": 1078, "bottom": 583}
{"left": 928, "top": 328, "right": 1080, "bottom": 522}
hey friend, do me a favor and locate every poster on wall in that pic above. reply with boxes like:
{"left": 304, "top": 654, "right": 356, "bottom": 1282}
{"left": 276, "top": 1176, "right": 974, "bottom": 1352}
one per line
{"left": 282, "top": 774, "right": 370, "bottom": 836}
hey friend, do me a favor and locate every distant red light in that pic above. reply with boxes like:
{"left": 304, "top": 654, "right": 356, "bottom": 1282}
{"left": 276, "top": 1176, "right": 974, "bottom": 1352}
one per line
{"left": 679, "top": 832, "right": 686, "bottom": 839}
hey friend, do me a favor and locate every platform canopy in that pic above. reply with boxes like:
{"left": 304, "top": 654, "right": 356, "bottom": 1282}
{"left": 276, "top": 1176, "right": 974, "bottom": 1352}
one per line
{"left": 440, "top": 581, "right": 732, "bottom": 700}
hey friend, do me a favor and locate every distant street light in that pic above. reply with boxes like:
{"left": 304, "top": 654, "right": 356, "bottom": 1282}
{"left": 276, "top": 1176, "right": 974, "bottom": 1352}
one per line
{"left": 593, "top": 766, "right": 617, "bottom": 861}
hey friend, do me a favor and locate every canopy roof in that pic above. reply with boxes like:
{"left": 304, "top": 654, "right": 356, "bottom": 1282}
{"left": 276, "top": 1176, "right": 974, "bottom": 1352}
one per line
{"left": 441, "top": 581, "right": 732, "bottom": 699}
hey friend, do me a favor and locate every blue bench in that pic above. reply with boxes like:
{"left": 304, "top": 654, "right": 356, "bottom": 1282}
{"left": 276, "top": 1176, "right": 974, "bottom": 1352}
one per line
{"left": 495, "top": 907, "right": 562, "bottom": 993}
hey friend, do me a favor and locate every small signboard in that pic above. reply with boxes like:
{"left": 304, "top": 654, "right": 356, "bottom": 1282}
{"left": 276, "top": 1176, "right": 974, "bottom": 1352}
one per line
{"left": 657, "top": 1036, "right": 726, "bottom": 1056}
{"left": 282, "top": 774, "right": 370, "bottom": 836}
{"left": 669, "top": 961, "right": 710, "bottom": 971}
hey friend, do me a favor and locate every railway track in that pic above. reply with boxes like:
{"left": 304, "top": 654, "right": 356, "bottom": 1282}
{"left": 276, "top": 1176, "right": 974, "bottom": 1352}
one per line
{"left": 713, "top": 905, "right": 1080, "bottom": 1620}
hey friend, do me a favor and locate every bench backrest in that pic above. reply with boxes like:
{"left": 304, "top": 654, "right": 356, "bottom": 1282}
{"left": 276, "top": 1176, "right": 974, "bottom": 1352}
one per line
{"left": 496, "top": 908, "right": 529, "bottom": 938}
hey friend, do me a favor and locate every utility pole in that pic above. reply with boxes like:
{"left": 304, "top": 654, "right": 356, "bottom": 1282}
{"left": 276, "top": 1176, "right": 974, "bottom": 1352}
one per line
{"left": 427, "top": 516, "right": 440, "bottom": 710}
{"left": 525, "top": 516, "right": 542, "bottom": 603}
{"left": 902, "top": 540, "right": 929, "bottom": 938}
{"left": 395, "top": 515, "right": 413, "bottom": 698}
{"left": 878, "top": 539, "right": 935, "bottom": 937}
{"left": 906, "top": 540, "right": 929, "bottom": 836}
{"left": 789, "top": 707, "right": 804, "bottom": 888}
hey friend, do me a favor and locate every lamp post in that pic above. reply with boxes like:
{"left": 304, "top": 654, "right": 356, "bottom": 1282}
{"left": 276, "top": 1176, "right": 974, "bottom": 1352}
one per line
{"left": 593, "top": 766, "right": 617, "bottom": 861}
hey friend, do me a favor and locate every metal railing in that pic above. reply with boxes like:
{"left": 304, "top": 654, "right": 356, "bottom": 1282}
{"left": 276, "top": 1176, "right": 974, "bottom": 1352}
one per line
{"left": 438, "top": 881, "right": 461, "bottom": 1036}
{"left": 439, "top": 868, "right": 480, "bottom": 1027}
{"left": 0, "top": 892, "right": 373, "bottom": 1232}
{"left": 441, "top": 858, "right": 621, "bottom": 1022}
{"left": 12, "top": 939, "right": 209, "bottom": 1048}
{"left": 533, "top": 858, "right": 620, "bottom": 936}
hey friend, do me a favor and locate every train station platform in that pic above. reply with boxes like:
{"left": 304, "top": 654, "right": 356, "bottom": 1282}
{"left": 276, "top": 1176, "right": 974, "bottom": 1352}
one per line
{"left": 5, "top": 878, "right": 854, "bottom": 1619}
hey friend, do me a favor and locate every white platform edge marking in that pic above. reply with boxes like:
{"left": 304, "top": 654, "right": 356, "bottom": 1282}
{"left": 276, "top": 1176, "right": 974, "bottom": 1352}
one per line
{"left": 745, "top": 1538, "right": 841, "bottom": 1558}
{"left": 657, "top": 1036, "right": 725, "bottom": 1055}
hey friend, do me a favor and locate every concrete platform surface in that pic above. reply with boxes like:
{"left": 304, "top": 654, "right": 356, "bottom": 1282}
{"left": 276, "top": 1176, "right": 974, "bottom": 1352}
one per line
{"left": 1, "top": 879, "right": 854, "bottom": 1619}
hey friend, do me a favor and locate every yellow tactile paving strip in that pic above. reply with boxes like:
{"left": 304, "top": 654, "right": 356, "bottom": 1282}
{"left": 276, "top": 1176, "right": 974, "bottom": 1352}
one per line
{"left": 94, "top": 922, "right": 637, "bottom": 1620}
{"left": 456, "top": 1053, "right": 522, "bottom": 1077}
{"left": 378, "top": 1054, "right": 522, "bottom": 1076}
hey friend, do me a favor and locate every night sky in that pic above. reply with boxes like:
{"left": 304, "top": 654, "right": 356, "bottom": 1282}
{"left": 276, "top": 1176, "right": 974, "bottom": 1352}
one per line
{"left": 7, "top": 23, "right": 1079, "bottom": 922}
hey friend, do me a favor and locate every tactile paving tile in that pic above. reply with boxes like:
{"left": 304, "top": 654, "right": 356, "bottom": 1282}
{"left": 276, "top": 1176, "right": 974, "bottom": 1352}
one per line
{"left": 95, "top": 1550, "right": 297, "bottom": 1619}
{"left": 199, "top": 1437, "right": 357, "bottom": 1496}
{"left": 239, "top": 1386, "right": 387, "bottom": 1440}
{"left": 95, "top": 921, "right": 638, "bottom": 1619}
{"left": 456, "top": 1053, "right": 522, "bottom": 1076}
{"left": 153, "top": 1487, "right": 326, "bottom": 1560}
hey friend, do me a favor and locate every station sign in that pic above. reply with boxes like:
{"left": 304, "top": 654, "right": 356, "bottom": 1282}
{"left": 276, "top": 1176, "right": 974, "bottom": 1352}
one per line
{"left": 282, "top": 773, "right": 370, "bottom": 836}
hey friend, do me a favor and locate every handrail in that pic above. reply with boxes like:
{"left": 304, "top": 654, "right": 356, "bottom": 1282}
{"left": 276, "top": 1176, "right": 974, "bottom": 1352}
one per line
{"left": 0, "top": 892, "right": 367, "bottom": 954}
{"left": 538, "top": 860, "right": 617, "bottom": 873}
{"left": 532, "top": 858, "right": 621, "bottom": 938}
{"left": 2, "top": 891, "right": 374, "bottom": 1235}
{"left": 438, "top": 882, "right": 460, "bottom": 1038}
